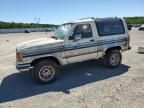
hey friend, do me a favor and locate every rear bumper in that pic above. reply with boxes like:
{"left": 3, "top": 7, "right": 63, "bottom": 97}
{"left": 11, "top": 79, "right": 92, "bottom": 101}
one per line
{"left": 16, "top": 63, "right": 30, "bottom": 71}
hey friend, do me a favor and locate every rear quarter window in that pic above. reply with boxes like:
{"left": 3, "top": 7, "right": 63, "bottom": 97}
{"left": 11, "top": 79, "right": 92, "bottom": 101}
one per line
{"left": 96, "top": 19, "right": 125, "bottom": 36}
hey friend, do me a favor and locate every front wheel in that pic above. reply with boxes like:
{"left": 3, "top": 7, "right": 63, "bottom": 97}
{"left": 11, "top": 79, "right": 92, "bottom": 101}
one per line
{"left": 32, "top": 60, "right": 59, "bottom": 84}
{"left": 104, "top": 50, "right": 122, "bottom": 68}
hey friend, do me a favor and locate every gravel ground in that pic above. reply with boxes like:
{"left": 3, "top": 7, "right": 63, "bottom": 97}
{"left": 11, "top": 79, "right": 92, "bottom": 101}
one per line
{"left": 0, "top": 29, "right": 144, "bottom": 108}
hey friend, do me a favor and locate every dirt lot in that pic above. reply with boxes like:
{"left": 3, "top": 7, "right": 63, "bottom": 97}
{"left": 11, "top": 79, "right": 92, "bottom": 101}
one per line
{"left": 0, "top": 29, "right": 144, "bottom": 108}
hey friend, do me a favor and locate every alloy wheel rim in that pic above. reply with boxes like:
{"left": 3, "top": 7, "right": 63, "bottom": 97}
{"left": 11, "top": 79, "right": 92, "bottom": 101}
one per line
{"left": 39, "top": 65, "right": 55, "bottom": 81}
{"left": 110, "top": 54, "right": 120, "bottom": 66}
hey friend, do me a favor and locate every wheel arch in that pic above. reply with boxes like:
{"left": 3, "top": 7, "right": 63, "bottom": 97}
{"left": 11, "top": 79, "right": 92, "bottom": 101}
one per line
{"left": 30, "top": 56, "right": 61, "bottom": 67}
{"left": 105, "top": 46, "right": 122, "bottom": 54}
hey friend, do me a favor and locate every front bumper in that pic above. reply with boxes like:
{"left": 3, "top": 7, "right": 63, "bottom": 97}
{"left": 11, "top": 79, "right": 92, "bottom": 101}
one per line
{"left": 16, "top": 63, "right": 30, "bottom": 71}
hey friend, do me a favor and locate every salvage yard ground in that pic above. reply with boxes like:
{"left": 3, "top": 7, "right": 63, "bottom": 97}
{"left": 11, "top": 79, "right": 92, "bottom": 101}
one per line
{"left": 0, "top": 29, "right": 144, "bottom": 108}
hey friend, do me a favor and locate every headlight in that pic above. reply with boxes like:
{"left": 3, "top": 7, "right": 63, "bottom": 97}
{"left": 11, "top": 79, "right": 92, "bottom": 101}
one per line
{"left": 16, "top": 52, "right": 23, "bottom": 62}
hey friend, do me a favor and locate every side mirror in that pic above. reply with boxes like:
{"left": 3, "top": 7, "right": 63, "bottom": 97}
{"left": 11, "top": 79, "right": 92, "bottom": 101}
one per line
{"left": 68, "top": 33, "right": 82, "bottom": 41}
{"left": 68, "top": 32, "right": 74, "bottom": 40}
{"left": 68, "top": 35, "right": 74, "bottom": 40}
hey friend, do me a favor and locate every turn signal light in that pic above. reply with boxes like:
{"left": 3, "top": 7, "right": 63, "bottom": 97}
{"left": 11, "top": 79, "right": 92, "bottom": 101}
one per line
{"left": 16, "top": 52, "right": 23, "bottom": 62}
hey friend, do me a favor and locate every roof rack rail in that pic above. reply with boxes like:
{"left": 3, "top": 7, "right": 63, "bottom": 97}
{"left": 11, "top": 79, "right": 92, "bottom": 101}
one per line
{"left": 79, "top": 17, "right": 95, "bottom": 20}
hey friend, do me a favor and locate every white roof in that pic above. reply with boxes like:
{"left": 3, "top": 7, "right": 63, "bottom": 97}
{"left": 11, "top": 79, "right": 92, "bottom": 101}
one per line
{"left": 66, "top": 17, "right": 123, "bottom": 24}
{"left": 67, "top": 18, "right": 94, "bottom": 23}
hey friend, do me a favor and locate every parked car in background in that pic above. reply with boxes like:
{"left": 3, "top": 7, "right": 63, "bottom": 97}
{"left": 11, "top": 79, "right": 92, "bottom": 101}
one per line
{"left": 139, "top": 25, "right": 144, "bottom": 31}
{"left": 25, "top": 29, "right": 30, "bottom": 33}
{"left": 133, "top": 24, "right": 141, "bottom": 28}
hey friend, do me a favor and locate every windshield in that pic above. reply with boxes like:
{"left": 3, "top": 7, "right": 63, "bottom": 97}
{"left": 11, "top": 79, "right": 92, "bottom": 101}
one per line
{"left": 54, "top": 23, "right": 73, "bottom": 40}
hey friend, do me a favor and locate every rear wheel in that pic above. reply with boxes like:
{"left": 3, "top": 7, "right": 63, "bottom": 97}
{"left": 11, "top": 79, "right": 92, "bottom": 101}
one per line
{"left": 32, "top": 60, "right": 59, "bottom": 84}
{"left": 104, "top": 50, "right": 122, "bottom": 68}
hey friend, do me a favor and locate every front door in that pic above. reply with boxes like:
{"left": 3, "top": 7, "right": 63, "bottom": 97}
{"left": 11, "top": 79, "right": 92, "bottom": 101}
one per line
{"left": 64, "top": 23, "right": 97, "bottom": 63}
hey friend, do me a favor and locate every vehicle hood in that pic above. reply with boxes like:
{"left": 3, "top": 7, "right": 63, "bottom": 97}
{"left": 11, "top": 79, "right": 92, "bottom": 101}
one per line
{"left": 16, "top": 38, "right": 64, "bottom": 52}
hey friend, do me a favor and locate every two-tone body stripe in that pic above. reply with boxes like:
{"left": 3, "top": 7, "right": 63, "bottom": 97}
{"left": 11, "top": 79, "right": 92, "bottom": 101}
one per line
{"left": 22, "top": 38, "right": 128, "bottom": 58}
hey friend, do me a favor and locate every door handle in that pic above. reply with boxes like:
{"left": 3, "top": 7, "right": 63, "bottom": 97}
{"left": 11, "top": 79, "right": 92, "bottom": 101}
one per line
{"left": 90, "top": 39, "right": 94, "bottom": 42}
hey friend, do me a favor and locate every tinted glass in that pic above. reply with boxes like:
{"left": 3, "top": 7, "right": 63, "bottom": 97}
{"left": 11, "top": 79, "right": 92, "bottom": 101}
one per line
{"left": 73, "top": 24, "right": 93, "bottom": 38}
{"left": 96, "top": 19, "right": 125, "bottom": 36}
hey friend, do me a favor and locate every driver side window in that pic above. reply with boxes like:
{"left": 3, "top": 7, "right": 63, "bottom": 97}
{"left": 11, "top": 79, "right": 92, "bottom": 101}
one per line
{"left": 73, "top": 24, "right": 93, "bottom": 38}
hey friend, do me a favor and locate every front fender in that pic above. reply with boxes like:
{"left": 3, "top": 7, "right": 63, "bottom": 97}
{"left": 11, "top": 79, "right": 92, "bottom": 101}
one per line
{"left": 22, "top": 53, "right": 62, "bottom": 66}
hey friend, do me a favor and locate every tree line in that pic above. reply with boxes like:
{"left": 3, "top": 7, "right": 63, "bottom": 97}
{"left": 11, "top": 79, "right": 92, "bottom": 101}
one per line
{"left": 0, "top": 17, "right": 144, "bottom": 29}
{"left": 0, "top": 21, "right": 58, "bottom": 29}
{"left": 124, "top": 17, "right": 144, "bottom": 24}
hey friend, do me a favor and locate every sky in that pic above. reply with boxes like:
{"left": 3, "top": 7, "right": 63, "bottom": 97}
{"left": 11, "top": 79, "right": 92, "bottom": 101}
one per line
{"left": 0, "top": 0, "right": 144, "bottom": 24}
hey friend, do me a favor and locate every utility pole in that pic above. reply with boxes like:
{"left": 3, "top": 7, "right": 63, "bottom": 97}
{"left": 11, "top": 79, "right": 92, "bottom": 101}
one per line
{"left": 34, "top": 17, "right": 40, "bottom": 24}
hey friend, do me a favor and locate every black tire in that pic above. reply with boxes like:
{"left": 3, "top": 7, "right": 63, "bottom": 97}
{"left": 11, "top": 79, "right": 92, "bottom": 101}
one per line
{"left": 32, "top": 60, "right": 59, "bottom": 84}
{"left": 104, "top": 50, "right": 122, "bottom": 68}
